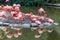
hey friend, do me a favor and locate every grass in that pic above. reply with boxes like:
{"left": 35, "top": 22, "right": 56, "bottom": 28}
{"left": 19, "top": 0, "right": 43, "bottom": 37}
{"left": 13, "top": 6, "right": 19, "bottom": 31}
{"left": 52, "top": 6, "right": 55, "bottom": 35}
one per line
{"left": 0, "top": 6, "right": 60, "bottom": 40}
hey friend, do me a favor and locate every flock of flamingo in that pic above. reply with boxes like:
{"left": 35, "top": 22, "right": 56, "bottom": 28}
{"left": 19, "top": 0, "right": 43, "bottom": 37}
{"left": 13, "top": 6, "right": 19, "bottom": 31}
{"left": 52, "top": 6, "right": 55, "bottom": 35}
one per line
{"left": 0, "top": 4, "right": 58, "bottom": 39}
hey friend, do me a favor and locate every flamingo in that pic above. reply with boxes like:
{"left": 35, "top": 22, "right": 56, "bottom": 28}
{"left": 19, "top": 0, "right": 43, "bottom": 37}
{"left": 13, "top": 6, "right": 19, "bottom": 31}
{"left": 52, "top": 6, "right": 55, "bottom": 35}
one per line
{"left": 0, "top": 10, "right": 6, "bottom": 18}
{"left": 35, "top": 34, "right": 41, "bottom": 38}
{"left": 43, "top": 18, "right": 54, "bottom": 33}
{"left": 25, "top": 12, "right": 33, "bottom": 17}
{"left": 30, "top": 15, "right": 37, "bottom": 31}
{"left": 17, "top": 4, "right": 21, "bottom": 8}
{"left": 6, "top": 33, "right": 13, "bottom": 39}
{"left": 38, "top": 8, "right": 45, "bottom": 13}
{"left": 47, "top": 28, "right": 53, "bottom": 33}
{"left": 4, "top": 5, "right": 10, "bottom": 12}
{"left": 47, "top": 18, "right": 54, "bottom": 23}
{"left": 17, "top": 4, "right": 21, "bottom": 11}
{"left": 11, "top": 11, "right": 17, "bottom": 17}
{"left": 38, "top": 8, "right": 45, "bottom": 16}
{"left": 15, "top": 6, "right": 20, "bottom": 11}
{"left": 0, "top": 27, "right": 8, "bottom": 32}
{"left": 13, "top": 12, "right": 24, "bottom": 21}
{"left": 35, "top": 20, "right": 41, "bottom": 25}
{"left": 13, "top": 31, "right": 19, "bottom": 38}
{"left": 0, "top": 5, "right": 4, "bottom": 10}
{"left": 11, "top": 27, "right": 22, "bottom": 35}
{"left": 13, "top": 27, "right": 22, "bottom": 31}
{"left": 35, "top": 20, "right": 44, "bottom": 35}
{"left": 30, "top": 15, "right": 37, "bottom": 21}
{"left": 13, "top": 4, "right": 17, "bottom": 7}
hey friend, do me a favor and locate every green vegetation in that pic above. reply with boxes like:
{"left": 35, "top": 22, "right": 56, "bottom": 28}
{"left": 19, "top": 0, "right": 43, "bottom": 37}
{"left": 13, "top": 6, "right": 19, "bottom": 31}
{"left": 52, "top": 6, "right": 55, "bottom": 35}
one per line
{"left": 0, "top": 0, "right": 60, "bottom": 6}
{"left": 0, "top": 0, "right": 46, "bottom": 6}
